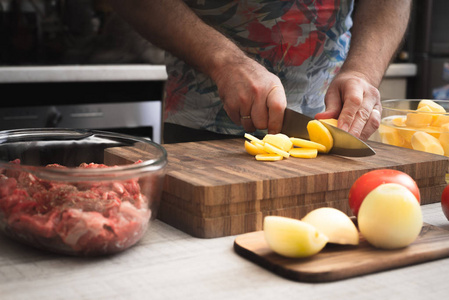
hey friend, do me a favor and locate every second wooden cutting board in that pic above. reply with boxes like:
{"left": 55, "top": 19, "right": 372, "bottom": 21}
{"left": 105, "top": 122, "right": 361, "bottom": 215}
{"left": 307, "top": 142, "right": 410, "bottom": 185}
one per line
{"left": 234, "top": 223, "right": 449, "bottom": 282}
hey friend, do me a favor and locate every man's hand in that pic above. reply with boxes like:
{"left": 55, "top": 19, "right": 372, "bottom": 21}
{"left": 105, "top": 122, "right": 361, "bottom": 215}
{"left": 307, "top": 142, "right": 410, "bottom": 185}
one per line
{"left": 315, "top": 0, "right": 411, "bottom": 141}
{"left": 315, "top": 71, "right": 382, "bottom": 141}
{"left": 109, "top": 0, "right": 287, "bottom": 134}
{"left": 213, "top": 58, "right": 287, "bottom": 134}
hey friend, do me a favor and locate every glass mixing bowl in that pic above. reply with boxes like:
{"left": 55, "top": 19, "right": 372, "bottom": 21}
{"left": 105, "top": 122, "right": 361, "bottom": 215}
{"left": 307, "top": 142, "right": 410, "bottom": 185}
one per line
{"left": 0, "top": 128, "right": 167, "bottom": 256}
{"left": 379, "top": 99, "right": 449, "bottom": 156}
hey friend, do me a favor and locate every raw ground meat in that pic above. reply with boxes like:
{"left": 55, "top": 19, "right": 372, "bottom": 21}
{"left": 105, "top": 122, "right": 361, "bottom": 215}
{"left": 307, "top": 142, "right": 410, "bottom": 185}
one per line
{"left": 0, "top": 159, "right": 152, "bottom": 256}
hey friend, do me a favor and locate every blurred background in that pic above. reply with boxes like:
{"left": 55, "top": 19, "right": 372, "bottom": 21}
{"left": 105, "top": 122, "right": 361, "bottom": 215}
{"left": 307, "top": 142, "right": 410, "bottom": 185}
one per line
{"left": 1, "top": 0, "right": 449, "bottom": 143}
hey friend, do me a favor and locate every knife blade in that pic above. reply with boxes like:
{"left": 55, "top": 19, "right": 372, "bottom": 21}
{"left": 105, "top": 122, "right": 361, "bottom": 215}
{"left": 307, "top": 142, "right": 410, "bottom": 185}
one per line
{"left": 281, "top": 108, "right": 376, "bottom": 157}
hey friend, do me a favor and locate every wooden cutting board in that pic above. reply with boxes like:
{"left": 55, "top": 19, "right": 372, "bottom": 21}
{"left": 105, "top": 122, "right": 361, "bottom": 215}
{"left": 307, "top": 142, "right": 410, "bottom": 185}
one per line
{"left": 160, "top": 139, "right": 447, "bottom": 205}
{"left": 105, "top": 138, "right": 449, "bottom": 238}
{"left": 234, "top": 223, "right": 449, "bottom": 283}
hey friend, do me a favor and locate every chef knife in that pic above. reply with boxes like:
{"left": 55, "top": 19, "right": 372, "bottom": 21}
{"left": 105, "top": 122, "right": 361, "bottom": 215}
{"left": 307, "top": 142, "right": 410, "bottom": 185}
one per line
{"left": 281, "top": 108, "right": 376, "bottom": 157}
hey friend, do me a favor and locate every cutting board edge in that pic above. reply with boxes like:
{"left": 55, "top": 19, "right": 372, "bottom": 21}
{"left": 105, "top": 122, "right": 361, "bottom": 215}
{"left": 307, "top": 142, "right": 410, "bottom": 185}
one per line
{"left": 233, "top": 224, "right": 449, "bottom": 283}
{"left": 163, "top": 167, "right": 448, "bottom": 207}
{"left": 233, "top": 238, "right": 449, "bottom": 283}
{"left": 160, "top": 183, "right": 444, "bottom": 219}
{"left": 163, "top": 139, "right": 449, "bottom": 207}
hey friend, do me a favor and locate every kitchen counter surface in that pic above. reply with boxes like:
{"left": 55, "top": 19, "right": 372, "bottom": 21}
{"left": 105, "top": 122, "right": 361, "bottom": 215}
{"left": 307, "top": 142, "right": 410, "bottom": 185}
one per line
{"left": 0, "top": 63, "right": 414, "bottom": 83}
{"left": 383, "top": 63, "right": 417, "bottom": 77}
{"left": 0, "top": 65, "right": 168, "bottom": 83}
{"left": 1, "top": 203, "right": 448, "bottom": 300}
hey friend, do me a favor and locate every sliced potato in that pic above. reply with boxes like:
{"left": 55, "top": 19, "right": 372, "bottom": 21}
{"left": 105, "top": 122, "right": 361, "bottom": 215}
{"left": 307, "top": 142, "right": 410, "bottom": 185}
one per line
{"left": 319, "top": 118, "right": 338, "bottom": 127}
{"left": 379, "top": 124, "right": 404, "bottom": 147}
{"left": 244, "top": 140, "right": 266, "bottom": 156}
{"left": 431, "top": 114, "right": 449, "bottom": 127}
{"left": 263, "top": 133, "right": 293, "bottom": 152}
{"left": 406, "top": 106, "right": 433, "bottom": 128}
{"left": 289, "top": 137, "right": 326, "bottom": 152}
{"left": 255, "top": 154, "right": 283, "bottom": 161}
{"left": 418, "top": 99, "right": 446, "bottom": 113}
{"left": 307, "top": 120, "right": 333, "bottom": 153}
{"left": 411, "top": 131, "right": 444, "bottom": 155}
{"left": 289, "top": 148, "right": 318, "bottom": 158}
{"left": 392, "top": 116, "right": 407, "bottom": 127}
{"left": 263, "top": 142, "right": 290, "bottom": 158}
{"left": 439, "top": 123, "right": 449, "bottom": 156}
{"left": 244, "top": 133, "right": 264, "bottom": 146}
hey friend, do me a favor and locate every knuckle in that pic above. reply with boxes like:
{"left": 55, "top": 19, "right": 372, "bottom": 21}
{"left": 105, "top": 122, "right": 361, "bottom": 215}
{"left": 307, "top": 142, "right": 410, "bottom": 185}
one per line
{"left": 270, "top": 100, "right": 286, "bottom": 113}
{"left": 372, "top": 116, "right": 381, "bottom": 129}
{"left": 347, "top": 94, "right": 363, "bottom": 107}
{"left": 369, "top": 86, "right": 381, "bottom": 99}
{"left": 357, "top": 107, "right": 371, "bottom": 120}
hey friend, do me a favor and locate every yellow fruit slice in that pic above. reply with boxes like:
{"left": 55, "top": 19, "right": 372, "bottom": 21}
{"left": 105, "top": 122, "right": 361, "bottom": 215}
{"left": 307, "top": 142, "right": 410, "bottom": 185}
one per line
{"left": 244, "top": 140, "right": 266, "bottom": 156}
{"left": 319, "top": 118, "right": 338, "bottom": 127}
{"left": 263, "top": 133, "right": 293, "bottom": 152}
{"left": 418, "top": 99, "right": 446, "bottom": 113}
{"left": 302, "top": 207, "right": 359, "bottom": 245}
{"left": 263, "top": 142, "right": 290, "bottom": 158}
{"left": 289, "top": 148, "right": 318, "bottom": 158}
{"left": 244, "top": 133, "right": 264, "bottom": 146}
{"left": 411, "top": 131, "right": 444, "bottom": 155}
{"left": 289, "top": 137, "right": 326, "bottom": 152}
{"left": 264, "top": 216, "right": 328, "bottom": 258}
{"left": 307, "top": 120, "right": 333, "bottom": 153}
{"left": 255, "top": 154, "right": 283, "bottom": 161}
{"left": 406, "top": 106, "right": 433, "bottom": 128}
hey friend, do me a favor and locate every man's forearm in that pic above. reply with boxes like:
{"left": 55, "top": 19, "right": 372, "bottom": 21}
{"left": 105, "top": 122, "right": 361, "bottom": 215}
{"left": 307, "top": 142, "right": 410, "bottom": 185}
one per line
{"left": 108, "top": 0, "right": 247, "bottom": 81}
{"left": 341, "top": 0, "right": 412, "bottom": 87}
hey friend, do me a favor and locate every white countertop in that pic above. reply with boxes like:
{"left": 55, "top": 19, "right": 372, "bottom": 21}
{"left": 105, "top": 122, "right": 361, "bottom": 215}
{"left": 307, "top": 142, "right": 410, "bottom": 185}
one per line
{"left": 1, "top": 202, "right": 448, "bottom": 300}
{"left": 0, "top": 65, "right": 168, "bottom": 83}
{"left": 384, "top": 63, "right": 417, "bottom": 77}
{"left": 0, "top": 63, "right": 416, "bottom": 83}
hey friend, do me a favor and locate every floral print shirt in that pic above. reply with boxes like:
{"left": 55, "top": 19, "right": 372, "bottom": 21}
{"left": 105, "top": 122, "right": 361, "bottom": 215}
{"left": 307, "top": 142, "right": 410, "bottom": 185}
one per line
{"left": 164, "top": 0, "right": 354, "bottom": 135}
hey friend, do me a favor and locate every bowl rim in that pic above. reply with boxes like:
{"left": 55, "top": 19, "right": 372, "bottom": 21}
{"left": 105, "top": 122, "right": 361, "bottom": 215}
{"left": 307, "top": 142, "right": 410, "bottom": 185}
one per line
{"left": 381, "top": 99, "right": 449, "bottom": 114}
{"left": 0, "top": 128, "right": 167, "bottom": 181}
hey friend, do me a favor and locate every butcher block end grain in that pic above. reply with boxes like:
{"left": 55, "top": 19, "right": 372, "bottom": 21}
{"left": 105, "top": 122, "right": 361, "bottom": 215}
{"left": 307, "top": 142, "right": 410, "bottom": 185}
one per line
{"left": 154, "top": 138, "right": 449, "bottom": 238}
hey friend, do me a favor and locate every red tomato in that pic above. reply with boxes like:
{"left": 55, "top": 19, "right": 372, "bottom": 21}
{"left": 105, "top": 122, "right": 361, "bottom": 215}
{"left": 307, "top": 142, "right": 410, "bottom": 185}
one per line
{"left": 348, "top": 169, "right": 420, "bottom": 217}
{"left": 441, "top": 184, "right": 449, "bottom": 221}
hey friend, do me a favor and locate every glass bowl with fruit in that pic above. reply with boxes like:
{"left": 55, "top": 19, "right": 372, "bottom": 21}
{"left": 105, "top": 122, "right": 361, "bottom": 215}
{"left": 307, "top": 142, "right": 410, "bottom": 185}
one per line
{"left": 379, "top": 99, "right": 449, "bottom": 156}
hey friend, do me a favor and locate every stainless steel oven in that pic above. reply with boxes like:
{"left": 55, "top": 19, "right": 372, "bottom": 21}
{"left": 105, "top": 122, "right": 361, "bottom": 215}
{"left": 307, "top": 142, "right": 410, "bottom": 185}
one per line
{"left": 0, "top": 65, "right": 167, "bottom": 143}
{"left": 0, "top": 1, "right": 166, "bottom": 143}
